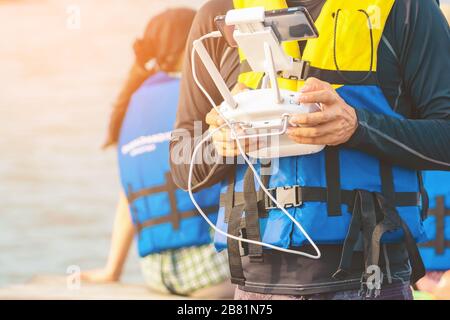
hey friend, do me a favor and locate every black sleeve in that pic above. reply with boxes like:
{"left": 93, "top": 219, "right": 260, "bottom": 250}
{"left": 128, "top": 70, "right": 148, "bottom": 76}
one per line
{"left": 169, "top": 0, "right": 239, "bottom": 191}
{"left": 345, "top": 0, "right": 450, "bottom": 171}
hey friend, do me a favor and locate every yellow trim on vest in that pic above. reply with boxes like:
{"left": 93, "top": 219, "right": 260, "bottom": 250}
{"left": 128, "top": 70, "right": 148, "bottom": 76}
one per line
{"left": 277, "top": 78, "right": 343, "bottom": 92}
{"left": 234, "top": 0, "right": 287, "bottom": 10}
{"left": 233, "top": 0, "right": 395, "bottom": 90}
{"left": 238, "top": 71, "right": 264, "bottom": 90}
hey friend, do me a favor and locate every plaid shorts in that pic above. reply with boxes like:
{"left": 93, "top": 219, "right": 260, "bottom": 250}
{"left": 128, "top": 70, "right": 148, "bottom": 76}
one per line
{"left": 140, "top": 243, "right": 230, "bottom": 296}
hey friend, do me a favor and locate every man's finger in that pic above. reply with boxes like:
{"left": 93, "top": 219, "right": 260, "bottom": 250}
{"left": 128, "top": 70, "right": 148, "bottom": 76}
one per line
{"left": 287, "top": 119, "right": 342, "bottom": 138}
{"left": 298, "top": 90, "right": 337, "bottom": 105}
{"left": 290, "top": 110, "right": 335, "bottom": 126}
{"left": 205, "top": 110, "right": 217, "bottom": 126}
{"left": 214, "top": 142, "right": 238, "bottom": 157}
{"left": 214, "top": 137, "right": 263, "bottom": 156}
{"left": 287, "top": 133, "right": 338, "bottom": 146}
{"left": 232, "top": 82, "right": 249, "bottom": 95}
{"left": 211, "top": 128, "right": 233, "bottom": 142}
{"left": 300, "top": 77, "right": 326, "bottom": 93}
{"left": 205, "top": 109, "right": 224, "bottom": 126}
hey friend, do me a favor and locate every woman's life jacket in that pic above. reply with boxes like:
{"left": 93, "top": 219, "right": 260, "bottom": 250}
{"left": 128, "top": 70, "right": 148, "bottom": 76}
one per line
{"left": 118, "top": 72, "right": 220, "bottom": 257}
{"left": 419, "top": 171, "right": 450, "bottom": 271}
{"left": 215, "top": 0, "right": 427, "bottom": 289}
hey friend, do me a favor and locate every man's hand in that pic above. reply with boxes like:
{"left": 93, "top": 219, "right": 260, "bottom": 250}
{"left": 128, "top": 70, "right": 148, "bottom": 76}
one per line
{"left": 287, "top": 77, "right": 358, "bottom": 146}
{"left": 205, "top": 83, "right": 262, "bottom": 157}
{"left": 206, "top": 108, "right": 263, "bottom": 157}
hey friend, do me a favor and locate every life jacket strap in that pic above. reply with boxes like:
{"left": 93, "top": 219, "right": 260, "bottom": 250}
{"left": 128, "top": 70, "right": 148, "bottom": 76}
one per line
{"left": 223, "top": 172, "right": 236, "bottom": 224}
{"left": 333, "top": 190, "right": 425, "bottom": 297}
{"left": 227, "top": 203, "right": 247, "bottom": 286}
{"left": 239, "top": 58, "right": 379, "bottom": 86}
{"left": 378, "top": 163, "right": 424, "bottom": 287}
{"left": 222, "top": 164, "right": 273, "bottom": 285}
{"left": 419, "top": 195, "right": 450, "bottom": 255}
{"left": 332, "top": 189, "right": 376, "bottom": 281}
{"left": 370, "top": 193, "right": 426, "bottom": 285}
{"left": 325, "top": 147, "right": 342, "bottom": 216}
{"left": 334, "top": 163, "right": 425, "bottom": 296}
{"left": 127, "top": 171, "right": 217, "bottom": 232}
{"left": 306, "top": 66, "right": 378, "bottom": 86}
{"left": 222, "top": 187, "right": 420, "bottom": 211}
{"left": 379, "top": 162, "right": 425, "bottom": 283}
{"left": 243, "top": 168, "right": 264, "bottom": 263}
{"left": 127, "top": 184, "right": 168, "bottom": 203}
{"left": 127, "top": 184, "right": 143, "bottom": 232}
{"left": 135, "top": 206, "right": 218, "bottom": 232}
{"left": 417, "top": 171, "right": 429, "bottom": 221}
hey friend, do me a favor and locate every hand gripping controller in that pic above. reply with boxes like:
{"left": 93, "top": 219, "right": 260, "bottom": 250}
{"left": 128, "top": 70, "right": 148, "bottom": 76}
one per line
{"left": 220, "top": 88, "right": 325, "bottom": 158}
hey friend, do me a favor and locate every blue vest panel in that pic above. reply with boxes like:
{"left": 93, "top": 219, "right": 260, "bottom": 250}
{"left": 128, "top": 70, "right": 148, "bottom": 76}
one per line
{"left": 419, "top": 171, "right": 450, "bottom": 271}
{"left": 118, "top": 72, "right": 220, "bottom": 257}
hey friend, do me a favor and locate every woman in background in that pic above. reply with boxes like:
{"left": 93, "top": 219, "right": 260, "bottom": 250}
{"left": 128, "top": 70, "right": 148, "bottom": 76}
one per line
{"left": 81, "top": 8, "right": 233, "bottom": 299}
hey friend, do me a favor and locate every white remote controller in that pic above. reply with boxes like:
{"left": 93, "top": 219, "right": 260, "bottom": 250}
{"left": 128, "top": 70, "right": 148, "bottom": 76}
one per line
{"left": 193, "top": 21, "right": 325, "bottom": 159}
{"left": 220, "top": 89, "right": 325, "bottom": 159}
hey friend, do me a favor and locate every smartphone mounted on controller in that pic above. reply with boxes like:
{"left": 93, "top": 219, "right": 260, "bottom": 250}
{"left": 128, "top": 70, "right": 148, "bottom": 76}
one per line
{"left": 215, "top": 6, "right": 318, "bottom": 48}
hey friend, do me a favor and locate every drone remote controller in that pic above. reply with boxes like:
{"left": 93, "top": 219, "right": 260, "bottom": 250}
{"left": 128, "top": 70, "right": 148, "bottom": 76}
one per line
{"left": 220, "top": 88, "right": 324, "bottom": 158}
{"left": 193, "top": 6, "right": 325, "bottom": 159}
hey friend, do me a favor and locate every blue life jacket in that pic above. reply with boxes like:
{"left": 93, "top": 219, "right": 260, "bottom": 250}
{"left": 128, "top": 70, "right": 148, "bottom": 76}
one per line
{"left": 419, "top": 171, "right": 450, "bottom": 271}
{"left": 217, "top": 0, "right": 427, "bottom": 287}
{"left": 118, "top": 72, "right": 220, "bottom": 257}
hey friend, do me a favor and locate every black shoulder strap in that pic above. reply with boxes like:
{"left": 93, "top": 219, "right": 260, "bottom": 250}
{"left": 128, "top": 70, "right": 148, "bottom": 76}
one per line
{"left": 333, "top": 190, "right": 376, "bottom": 280}
{"left": 227, "top": 204, "right": 246, "bottom": 286}
{"left": 223, "top": 172, "right": 236, "bottom": 224}
{"left": 380, "top": 161, "right": 395, "bottom": 204}
{"left": 433, "top": 196, "right": 446, "bottom": 255}
{"left": 376, "top": 162, "right": 425, "bottom": 284}
{"left": 221, "top": 167, "right": 247, "bottom": 285}
{"left": 325, "top": 147, "right": 342, "bottom": 216}
{"left": 257, "top": 161, "right": 271, "bottom": 218}
{"left": 370, "top": 194, "right": 425, "bottom": 284}
{"left": 417, "top": 171, "right": 429, "bottom": 220}
{"left": 243, "top": 168, "right": 264, "bottom": 263}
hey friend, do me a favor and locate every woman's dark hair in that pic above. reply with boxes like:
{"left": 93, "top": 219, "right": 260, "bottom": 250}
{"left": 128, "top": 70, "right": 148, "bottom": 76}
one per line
{"left": 103, "top": 8, "right": 196, "bottom": 148}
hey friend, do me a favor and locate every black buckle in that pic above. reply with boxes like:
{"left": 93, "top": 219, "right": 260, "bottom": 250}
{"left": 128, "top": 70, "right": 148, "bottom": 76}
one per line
{"left": 249, "top": 254, "right": 264, "bottom": 263}
{"left": 231, "top": 277, "right": 246, "bottom": 286}
{"left": 266, "top": 186, "right": 302, "bottom": 210}
{"left": 280, "top": 59, "right": 310, "bottom": 81}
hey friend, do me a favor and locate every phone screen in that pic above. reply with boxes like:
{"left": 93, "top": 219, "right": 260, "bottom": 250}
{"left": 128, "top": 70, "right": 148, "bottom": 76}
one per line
{"left": 264, "top": 7, "right": 318, "bottom": 42}
{"left": 214, "top": 15, "right": 238, "bottom": 48}
{"left": 214, "top": 7, "right": 318, "bottom": 48}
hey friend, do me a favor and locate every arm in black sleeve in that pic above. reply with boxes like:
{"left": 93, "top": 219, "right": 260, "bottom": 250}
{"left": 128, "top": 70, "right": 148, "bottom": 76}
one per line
{"left": 345, "top": 0, "right": 450, "bottom": 171}
{"left": 169, "top": 0, "right": 239, "bottom": 191}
